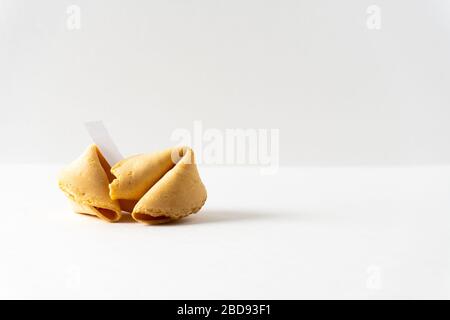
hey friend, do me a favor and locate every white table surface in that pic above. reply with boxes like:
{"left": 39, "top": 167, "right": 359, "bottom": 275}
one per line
{"left": 1, "top": 164, "right": 449, "bottom": 299}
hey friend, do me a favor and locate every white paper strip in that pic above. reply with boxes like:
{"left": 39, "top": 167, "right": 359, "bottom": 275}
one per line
{"left": 84, "top": 121, "right": 123, "bottom": 165}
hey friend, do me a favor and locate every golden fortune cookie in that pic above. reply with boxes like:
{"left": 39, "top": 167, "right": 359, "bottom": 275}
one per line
{"left": 110, "top": 147, "right": 207, "bottom": 224}
{"left": 58, "top": 144, "right": 122, "bottom": 222}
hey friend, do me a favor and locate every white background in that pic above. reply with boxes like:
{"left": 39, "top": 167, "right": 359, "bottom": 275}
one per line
{"left": 1, "top": 165, "right": 450, "bottom": 299}
{"left": 1, "top": 0, "right": 450, "bottom": 165}
{"left": 1, "top": 1, "right": 450, "bottom": 300}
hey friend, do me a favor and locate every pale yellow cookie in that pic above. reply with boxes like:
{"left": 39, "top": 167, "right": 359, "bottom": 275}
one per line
{"left": 109, "top": 148, "right": 175, "bottom": 207}
{"left": 111, "top": 147, "right": 207, "bottom": 224}
{"left": 58, "top": 144, "right": 121, "bottom": 222}
{"left": 132, "top": 147, "right": 207, "bottom": 224}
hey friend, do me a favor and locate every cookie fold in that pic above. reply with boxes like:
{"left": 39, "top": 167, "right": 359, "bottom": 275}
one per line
{"left": 58, "top": 144, "right": 121, "bottom": 222}
{"left": 109, "top": 148, "right": 176, "bottom": 210}
{"left": 111, "top": 147, "right": 207, "bottom": 224}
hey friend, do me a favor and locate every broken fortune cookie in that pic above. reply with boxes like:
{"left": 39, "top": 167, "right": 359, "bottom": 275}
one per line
{"left": 110, "top": 147, "right": 207, "bottom": 224}
{"left": 58, "top": 144, "right": 122, "bottom": 222}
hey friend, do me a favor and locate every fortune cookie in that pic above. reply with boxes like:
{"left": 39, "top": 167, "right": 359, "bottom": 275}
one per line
{"left": 58, "top": 144, "right": 122, "bottom": 222}
{"left": 110, "top": 147, "right": 207, "bottom": 224}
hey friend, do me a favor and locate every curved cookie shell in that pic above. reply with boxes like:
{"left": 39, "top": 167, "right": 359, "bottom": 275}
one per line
{"left": 111, "top": 147, "right": 207, "bottom": 224}
{"left": 133, "top": 147, "right": 207, "bottom": 224}
{"left": 58, "top": 144, "right": 121, "bottom": 222}
{"left": 109, "top": 148, "right": 176, "bottom": 211}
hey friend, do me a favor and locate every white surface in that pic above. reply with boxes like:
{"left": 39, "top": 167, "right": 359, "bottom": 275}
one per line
{"left": 1, "top": 164, "right": 449, "bottom": 299}
{"left": 2, "top": 0, "right": 450, "bottom": 165}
